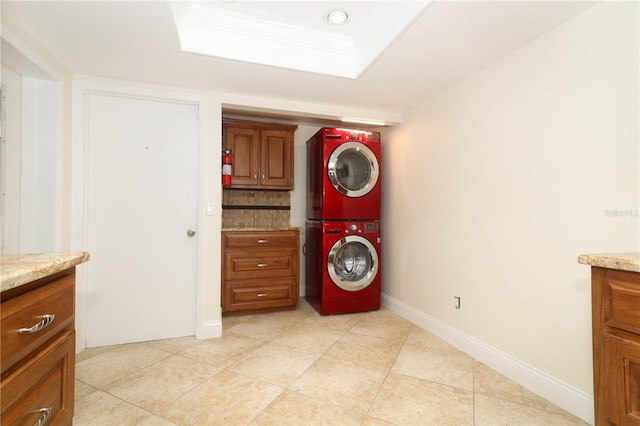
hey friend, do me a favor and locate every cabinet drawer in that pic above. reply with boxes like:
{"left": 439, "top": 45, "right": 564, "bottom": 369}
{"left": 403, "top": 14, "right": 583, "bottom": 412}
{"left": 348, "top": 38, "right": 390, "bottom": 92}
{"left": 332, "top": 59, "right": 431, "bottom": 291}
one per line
{"left": 224, "top": 279, "right": 297, "bottom": 311}
{"left": 603, "top": 278, "right": 640, "bottom": 335}
{"left": 1, "top": 331, "right": 75, "bottom": 426}
{"left": 598, "top": 333, "right": 640, "bottom": 426}
{"left": 224, "top": 250, "right": 295, "bottom": 281}
{"left": 1, "top": 275, "right": 74, "bottom": 375}
{"left": 224, "top": 232, "right": 298, "bottom": 249}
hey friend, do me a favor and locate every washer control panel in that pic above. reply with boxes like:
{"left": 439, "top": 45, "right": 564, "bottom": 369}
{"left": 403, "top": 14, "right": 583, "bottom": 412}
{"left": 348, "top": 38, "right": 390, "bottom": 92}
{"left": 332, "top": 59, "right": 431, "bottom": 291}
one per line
{"left": 344, "top": 222, "right": 379, "bottom": 234}
{"left": 323, "top": 221, "right": 380, "bottom": 235}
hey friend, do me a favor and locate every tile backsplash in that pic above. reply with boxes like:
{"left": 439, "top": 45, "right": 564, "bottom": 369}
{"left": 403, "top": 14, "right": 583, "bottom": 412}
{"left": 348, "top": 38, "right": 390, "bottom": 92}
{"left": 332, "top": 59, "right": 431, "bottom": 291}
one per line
{"left": 222, "top": 190, "right": 290, "bottom": 228}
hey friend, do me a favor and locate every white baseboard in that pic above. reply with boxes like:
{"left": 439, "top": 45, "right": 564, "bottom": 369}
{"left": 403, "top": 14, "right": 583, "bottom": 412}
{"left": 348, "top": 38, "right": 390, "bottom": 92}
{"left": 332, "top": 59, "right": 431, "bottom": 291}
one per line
{"left": 381, "top": 293, "right": 594, "bottom": 425}
{"left": 196, "top": 320, "right": 223, "bottom": 340}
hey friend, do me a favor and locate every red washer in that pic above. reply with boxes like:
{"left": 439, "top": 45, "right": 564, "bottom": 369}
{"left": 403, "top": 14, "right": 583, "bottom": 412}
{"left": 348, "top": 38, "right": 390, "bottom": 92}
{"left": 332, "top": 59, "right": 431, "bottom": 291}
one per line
{"left": 305, "top": 220, "right": 381, "bottom": 315}
{"left": 306, "top": 128, "right": 381, "bottom": 220}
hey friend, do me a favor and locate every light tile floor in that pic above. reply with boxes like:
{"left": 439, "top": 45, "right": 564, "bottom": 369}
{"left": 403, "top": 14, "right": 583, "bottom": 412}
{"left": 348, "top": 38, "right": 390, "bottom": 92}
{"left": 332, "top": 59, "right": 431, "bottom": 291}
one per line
{"left": 74, "top": 300, "right": 589, "bottom": 425}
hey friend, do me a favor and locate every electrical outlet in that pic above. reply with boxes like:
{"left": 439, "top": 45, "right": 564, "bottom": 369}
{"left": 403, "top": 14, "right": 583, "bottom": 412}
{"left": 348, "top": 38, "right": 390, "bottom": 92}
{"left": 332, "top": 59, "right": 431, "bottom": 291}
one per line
{"left": 454, "top": 296, "right": 461, "bottom": 309}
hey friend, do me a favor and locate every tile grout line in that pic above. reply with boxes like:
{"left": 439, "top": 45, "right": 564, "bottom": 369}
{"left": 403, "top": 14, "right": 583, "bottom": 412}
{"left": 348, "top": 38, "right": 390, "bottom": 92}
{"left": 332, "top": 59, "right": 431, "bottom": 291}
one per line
{"left": 231, "top": 313, "right": 357, "bottom": 425}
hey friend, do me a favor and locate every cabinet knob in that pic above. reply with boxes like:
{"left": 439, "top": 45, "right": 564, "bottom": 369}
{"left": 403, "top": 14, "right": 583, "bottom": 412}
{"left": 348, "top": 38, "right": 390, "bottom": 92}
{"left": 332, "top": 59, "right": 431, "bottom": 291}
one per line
{"left": 257, "top": 239, "right": 269, "bottom": 244}
{"left": 257, "top": 293, "right": 268, "bottom": 297}
{"left": 257, "top": 263, "right": 268, "bottom": 267}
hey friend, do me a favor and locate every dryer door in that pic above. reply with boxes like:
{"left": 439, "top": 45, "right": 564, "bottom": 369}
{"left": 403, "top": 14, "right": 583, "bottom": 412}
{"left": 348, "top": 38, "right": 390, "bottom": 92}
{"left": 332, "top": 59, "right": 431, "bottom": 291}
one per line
{"left": 327, "top": 142, "right": 379, "bottom": 198}
{"left": 327, "top": 235, "right": 379, "bottom": 291}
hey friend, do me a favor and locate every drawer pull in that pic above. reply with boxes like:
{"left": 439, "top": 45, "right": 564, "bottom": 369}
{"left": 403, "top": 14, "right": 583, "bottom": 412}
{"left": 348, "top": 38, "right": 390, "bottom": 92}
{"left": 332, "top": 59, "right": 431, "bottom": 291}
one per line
{"left": 19, "top": 314, "right": 55, "bottom": 334}
{"left": 257, "top": 263, "right": 268, "bottom": 267}
{"left": 257, "top": 293, "right": 268, "bottom": 297}
{"left": 257, "top": 239, "right": 269, "bottom": 244}
{"left": 34, "top": 407, "right": 52, "bottom": 426}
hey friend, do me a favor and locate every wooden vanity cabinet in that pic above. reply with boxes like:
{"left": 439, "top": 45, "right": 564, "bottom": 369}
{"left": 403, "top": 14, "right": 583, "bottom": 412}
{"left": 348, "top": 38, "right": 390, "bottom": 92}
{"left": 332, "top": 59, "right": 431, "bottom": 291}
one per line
{"left": 1, "top": 269, "right": 77, "bottom": 426}
{"left": 591, "top": 267, "right": 640, "bottom": 426}
{"left": 222, "top": 230, "right": 300, "bottom": 315}
{"left": 223, "top": 119, "right": 297, "bottom": 190}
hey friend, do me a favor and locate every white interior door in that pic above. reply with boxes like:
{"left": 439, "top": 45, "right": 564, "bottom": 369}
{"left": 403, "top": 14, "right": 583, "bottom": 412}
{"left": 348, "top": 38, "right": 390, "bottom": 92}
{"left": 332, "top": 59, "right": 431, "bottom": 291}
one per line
{"left": 86, "top": 93, "right": 199, "bottom": 347}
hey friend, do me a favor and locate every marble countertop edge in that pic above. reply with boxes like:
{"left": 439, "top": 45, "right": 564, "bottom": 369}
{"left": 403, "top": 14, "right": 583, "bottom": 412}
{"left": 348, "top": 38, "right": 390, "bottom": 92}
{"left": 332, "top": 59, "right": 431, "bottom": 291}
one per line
{"left": 1, "top": 252, "right": 91, "bottom": 292}
{"left": 578, "top": 252, "right": 640, "bottom": 273}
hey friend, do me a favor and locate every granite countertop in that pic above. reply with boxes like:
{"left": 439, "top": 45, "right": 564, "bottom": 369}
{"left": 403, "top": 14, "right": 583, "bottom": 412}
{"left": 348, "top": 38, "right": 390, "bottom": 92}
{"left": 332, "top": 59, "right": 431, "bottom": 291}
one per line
{"left": 578, "top": 252, "right": 640, "bottom": 273}
{"left": 222, "top": 227, "right": 302, "bottom": 232}
{"left": 1, "top": 252, "right": 91, "bottom": 292}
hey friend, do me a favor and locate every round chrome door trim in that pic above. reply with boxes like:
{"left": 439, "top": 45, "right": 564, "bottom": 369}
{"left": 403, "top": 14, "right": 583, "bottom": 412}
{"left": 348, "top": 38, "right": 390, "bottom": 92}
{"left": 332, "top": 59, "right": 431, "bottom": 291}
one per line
{"left": 327, "top": 142, "right": 379, "bottom": 198}
{"left": 327, "top": 235, "right": 379, "bottom": 292}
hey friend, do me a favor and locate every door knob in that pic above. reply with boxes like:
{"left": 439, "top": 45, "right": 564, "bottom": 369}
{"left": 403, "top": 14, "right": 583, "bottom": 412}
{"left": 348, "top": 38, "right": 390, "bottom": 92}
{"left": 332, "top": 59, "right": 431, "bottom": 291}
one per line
{"left": 187, "top": 229, "right": 196, "bottom": 237}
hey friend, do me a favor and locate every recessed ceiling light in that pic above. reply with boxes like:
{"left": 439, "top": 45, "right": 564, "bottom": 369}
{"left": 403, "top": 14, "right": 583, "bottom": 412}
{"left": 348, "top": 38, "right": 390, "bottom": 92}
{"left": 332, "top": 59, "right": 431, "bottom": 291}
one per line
{"left": 327, "top": 10, "right": 348, "bottom": 25}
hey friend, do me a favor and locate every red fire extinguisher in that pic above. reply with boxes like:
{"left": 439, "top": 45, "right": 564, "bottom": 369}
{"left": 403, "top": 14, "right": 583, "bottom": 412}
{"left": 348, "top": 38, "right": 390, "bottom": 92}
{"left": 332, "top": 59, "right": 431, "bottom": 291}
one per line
{"left": 222, "top": 149, "right": 232, "bottom": 186}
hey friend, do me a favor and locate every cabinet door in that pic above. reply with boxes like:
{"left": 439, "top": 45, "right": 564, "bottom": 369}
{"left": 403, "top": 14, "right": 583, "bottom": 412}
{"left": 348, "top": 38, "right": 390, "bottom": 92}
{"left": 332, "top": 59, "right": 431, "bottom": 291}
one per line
{"left": 225, "top": 126, "right": 260, "bottom": 187}
{"left": 260, "top": 129, "right": 293, "bottom": 189}
{"left": 1, "top": 331, "right": 75, "bottom": 426}
{"left": 599, "top": 333, "right": 640, "bottom": 426}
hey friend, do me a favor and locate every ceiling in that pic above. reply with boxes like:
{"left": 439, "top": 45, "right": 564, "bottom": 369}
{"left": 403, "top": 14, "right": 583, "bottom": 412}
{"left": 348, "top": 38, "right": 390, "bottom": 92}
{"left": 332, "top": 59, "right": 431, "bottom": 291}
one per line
{"left": 2, "top": 1, "right": 598, "bottom": 121}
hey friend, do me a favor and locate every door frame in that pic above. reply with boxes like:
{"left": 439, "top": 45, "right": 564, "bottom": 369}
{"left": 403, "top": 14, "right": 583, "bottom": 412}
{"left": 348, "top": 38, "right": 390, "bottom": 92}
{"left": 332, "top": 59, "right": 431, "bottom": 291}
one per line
{"left": 71, "top": 80, "right": 220, "bottom": 352}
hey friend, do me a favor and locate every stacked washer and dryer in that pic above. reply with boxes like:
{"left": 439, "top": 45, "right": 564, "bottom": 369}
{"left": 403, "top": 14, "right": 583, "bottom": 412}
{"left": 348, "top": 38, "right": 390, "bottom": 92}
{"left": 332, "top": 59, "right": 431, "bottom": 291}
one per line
{"left": 305, "top": 127, "right": 382, "bottom": 315}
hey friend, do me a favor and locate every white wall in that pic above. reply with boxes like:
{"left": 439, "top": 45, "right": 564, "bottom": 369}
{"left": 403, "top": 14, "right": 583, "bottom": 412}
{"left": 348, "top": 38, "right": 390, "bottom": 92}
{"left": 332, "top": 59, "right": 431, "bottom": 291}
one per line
{"left": 19, "top": 76, "right": 57, "bottom": 253}
{"left": 1, "top": 64, "right": 22, "bottom": 253}
{"left": 1, "top": 61, "right": 59, "bottom": 254}
{"left": 381, "top": 2, "right": 638, "bottom": 423}
{"left": 2, "top": 11, "right": 73, "bottom": 251}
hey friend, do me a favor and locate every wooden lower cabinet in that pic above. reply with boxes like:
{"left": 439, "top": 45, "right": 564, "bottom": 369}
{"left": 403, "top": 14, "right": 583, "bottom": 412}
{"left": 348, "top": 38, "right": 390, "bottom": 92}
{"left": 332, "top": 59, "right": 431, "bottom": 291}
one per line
{"left": 592, "top": 267, "right": 640, "bottom": 426}
{"left": 222, "top": 230, "right": 299, "bottom": 315}
{"left": 1, "top": 331, "right": 75, "bottom": 426}
{"left": 1, "top": 269, "right": 77, "bottom": 426}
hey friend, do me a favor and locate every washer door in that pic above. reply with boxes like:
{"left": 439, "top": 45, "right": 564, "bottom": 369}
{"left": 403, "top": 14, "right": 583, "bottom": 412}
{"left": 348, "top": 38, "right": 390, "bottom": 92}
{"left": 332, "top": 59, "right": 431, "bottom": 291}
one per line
{"left": 327, "top": 235, "right": 379, "bottom": 292}
{"left": 327, "top": 142, "right": 379, "bottom": 198}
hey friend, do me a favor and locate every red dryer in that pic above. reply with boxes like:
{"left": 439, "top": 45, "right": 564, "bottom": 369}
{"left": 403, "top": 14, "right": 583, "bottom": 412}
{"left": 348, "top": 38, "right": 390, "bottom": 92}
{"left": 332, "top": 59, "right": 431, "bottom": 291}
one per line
{"left": 306, "top": 128, "right": 381, "bottom": 220}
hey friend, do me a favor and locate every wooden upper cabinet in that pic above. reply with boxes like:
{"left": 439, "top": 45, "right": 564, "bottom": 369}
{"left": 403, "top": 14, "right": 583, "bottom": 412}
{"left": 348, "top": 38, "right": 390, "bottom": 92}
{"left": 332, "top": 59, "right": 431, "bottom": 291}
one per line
{"left": 223, "top": 119, "right": 297, "bottom": 190}
{"left": 224, "top": 126, "right": 260, "bottom": 187}
{"left": 261, "top": 129, "right": 293, "bottom": 189}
